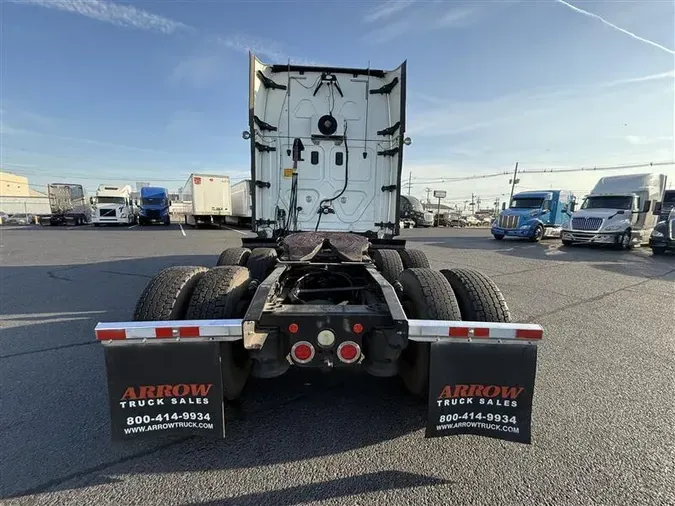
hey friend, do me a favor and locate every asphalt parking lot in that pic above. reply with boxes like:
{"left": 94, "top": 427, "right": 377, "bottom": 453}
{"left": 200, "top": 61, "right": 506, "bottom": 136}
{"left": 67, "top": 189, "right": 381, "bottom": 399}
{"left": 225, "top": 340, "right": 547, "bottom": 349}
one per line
{"left": 1, "top": 223, "right": 673, "bottom": 505}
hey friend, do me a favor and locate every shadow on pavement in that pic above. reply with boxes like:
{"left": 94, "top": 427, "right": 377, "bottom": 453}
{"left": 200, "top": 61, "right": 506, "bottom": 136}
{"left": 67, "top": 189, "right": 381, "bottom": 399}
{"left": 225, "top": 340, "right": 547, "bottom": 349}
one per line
{"left": 0, "top": 255, "right": 427, "bottom": 499}
{"left": 184, "top": 471, "right": 450, "bottom": 506}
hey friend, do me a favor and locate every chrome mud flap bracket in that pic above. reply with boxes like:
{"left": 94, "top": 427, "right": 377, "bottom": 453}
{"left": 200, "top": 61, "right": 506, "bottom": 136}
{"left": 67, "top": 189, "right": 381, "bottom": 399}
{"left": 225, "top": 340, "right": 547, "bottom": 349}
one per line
{"left": 408, "top": 320, "right": 542, "bottom": 444}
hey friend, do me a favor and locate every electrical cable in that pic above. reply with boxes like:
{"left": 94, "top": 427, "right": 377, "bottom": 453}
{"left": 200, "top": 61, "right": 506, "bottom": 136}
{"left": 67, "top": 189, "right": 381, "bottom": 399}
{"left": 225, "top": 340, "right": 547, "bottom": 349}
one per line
{"left": 315, "top": 120, "right": 349, "bottom": 231}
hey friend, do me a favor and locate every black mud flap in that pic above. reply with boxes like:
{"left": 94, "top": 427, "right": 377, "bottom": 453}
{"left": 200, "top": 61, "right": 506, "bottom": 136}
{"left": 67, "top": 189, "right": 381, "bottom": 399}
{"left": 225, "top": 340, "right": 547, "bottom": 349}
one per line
{"left": 104, "top": 342, "right": 226, "bottom": 441}
{"left": 425, "top": 342, "right": 537, "bottom": 444}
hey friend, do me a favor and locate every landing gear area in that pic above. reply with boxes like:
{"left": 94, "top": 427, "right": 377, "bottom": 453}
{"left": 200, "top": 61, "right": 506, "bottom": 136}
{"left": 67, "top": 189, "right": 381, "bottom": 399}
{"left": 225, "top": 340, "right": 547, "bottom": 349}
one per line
{"left": 95, "top": 232, "right": 542, "bottom": 444}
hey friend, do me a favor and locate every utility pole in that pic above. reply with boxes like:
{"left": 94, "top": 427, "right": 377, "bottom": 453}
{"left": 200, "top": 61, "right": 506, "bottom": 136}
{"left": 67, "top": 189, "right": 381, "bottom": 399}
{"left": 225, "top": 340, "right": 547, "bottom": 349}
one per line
{"left": 508, "top": 162, "right": 519, "bottom": 203}
{"left": 425, "top": 188, "right": 432, "bottom": 204}
{"left": 408, "top": 172, "right": 412, "bottom": 195}
{"left": 470, "top": 193, "right": 475, "bottom": 213}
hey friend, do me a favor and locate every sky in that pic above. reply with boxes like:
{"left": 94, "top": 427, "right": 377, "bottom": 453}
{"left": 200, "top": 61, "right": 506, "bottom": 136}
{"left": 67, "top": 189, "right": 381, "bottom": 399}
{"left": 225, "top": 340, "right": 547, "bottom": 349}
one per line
{"left": 1, "top": 0, "right": 674, "bottom": 207}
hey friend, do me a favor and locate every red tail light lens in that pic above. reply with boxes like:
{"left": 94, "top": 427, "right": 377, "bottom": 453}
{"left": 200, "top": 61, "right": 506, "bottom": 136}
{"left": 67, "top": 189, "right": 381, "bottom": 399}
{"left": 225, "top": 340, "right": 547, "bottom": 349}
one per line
{"left": 288, "top": 323, "right": 299, "bottom": 334}
{"left": 291, "top": 341, "right": 315, "bottom": 364}
{"left": 352, "top": 323, "right": 364, "bottom": 334}
{"left": 337, "top": 341, "right": 360, "bottom": 364}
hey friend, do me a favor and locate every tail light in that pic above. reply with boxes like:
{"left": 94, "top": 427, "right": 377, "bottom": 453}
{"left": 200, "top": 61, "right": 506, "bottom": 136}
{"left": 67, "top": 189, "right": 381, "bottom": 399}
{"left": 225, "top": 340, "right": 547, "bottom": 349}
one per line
{"left": 337, "top": 341, "right": 361, "bottom": 364}
{"left": 291, "top": 341, "right": 315, "bottom": 364}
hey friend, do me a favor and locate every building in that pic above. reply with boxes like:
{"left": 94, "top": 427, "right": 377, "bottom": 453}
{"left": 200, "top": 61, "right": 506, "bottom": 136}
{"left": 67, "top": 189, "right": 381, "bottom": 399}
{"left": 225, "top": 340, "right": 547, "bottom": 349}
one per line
{"left": 0, "top": 170, "right": 51, "bottom": 215}
{"left": 0, "top": 171, "right": 30, "bottom": 197}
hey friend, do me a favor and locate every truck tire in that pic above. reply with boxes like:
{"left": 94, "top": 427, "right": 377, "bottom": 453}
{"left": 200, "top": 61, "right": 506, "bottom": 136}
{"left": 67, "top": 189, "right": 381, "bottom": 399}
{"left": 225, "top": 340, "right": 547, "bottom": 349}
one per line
{"left": 246, "top": 248, "right": 277, "bottom": 282}
{"left": 651, "top": 247, "right": 666, "bottom": 256}
{"left": 397, "top": 268, "right": 461, "bottom": 398}
{"left": 370, "top": 249, "right": 404, "bottom": 284}
{"left": 440, "top": 268, "right": 511, "bottom": 323}
{"left": 185, "top": 266, "right": 252, "bottom": 400}
{"left": 561, "top": 239, "right": 573, "bottom": 246}
{"left": 530, "top": 224, "right": 544, "bottom": 242}
{"left": 398, "top": 249, "right": 430, "bottom": 269}
{"left": 493, "top": 234, "right": 504, "bottom": 240}
{"left": 133, "top": 266, "right": 208, "bottom": 321}
{"left": 217, "top": 247, "right": 251, "bottom": 267}
{"left": 617, "top": 229, "right": 633, "bottom": 250}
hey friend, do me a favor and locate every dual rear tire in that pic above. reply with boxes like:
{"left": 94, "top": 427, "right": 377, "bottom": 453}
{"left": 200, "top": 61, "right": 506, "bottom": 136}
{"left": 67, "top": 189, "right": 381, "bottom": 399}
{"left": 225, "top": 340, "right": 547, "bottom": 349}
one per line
{"left": 132, "top": 264, "right": 254, "bottom": 401}
{"left": 396, "top": 267, "right": 511, "bottom": 398}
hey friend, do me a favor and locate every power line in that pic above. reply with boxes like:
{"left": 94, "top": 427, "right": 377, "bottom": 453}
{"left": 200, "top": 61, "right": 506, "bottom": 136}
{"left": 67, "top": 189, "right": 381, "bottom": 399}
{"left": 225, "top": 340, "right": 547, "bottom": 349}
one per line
{"left": 407, "top": 160, "right": 674, "bottom": 187}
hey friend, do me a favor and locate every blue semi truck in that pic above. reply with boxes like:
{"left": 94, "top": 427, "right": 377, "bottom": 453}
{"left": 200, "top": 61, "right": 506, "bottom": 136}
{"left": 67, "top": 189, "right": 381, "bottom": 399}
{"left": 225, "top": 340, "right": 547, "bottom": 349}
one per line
{"left": 138, "top": 186, "right": 171, "bottom": 226}
{"left": 491, "top": 190, "right": 576, "bottom": 242}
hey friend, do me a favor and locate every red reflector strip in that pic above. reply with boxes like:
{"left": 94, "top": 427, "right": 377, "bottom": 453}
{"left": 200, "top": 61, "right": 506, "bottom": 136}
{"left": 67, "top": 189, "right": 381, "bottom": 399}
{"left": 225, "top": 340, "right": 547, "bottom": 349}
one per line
{"left": 155, "top": 327, "right": 201, "bottom": 338}
{"left": 155, "top": 327, "right": 174, "bottom": 338}
{"left": 96, "top": 329, "right": 126, "bottom": 341}
{"left": 516, "top": 328, "right": 543, "bottom": 340}
{"left": 179, "top": 326, "right": 200, "bottom": 338}
{"left": 448, "top": 327, "right": 490, "bottom": 338}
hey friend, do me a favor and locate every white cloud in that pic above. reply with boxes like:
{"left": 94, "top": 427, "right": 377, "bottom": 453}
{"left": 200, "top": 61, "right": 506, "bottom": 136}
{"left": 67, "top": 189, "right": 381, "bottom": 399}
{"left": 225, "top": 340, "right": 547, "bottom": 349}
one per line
{"left": 170, "top": 54, "right": 226, "bottom": 89}
{"left": 363, "top": 0, "right": 416, "bottom": 23}
{"left": 219, "top": 35, "right": 320, "bottom": 66}
{"left": 555, "top": 0, "right": 675, "bottom": 55}
{"left": 436, "top": 7, "right": 476, "bottom": 28}
{"left": 11, "top": 0, "right": 190, "bottom": 34}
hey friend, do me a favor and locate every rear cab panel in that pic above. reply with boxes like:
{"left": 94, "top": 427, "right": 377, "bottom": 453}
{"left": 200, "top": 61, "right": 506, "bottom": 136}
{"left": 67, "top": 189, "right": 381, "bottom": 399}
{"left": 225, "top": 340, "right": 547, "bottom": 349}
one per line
{"left": 249, "top": 54, "right": 406, "bottom": 238}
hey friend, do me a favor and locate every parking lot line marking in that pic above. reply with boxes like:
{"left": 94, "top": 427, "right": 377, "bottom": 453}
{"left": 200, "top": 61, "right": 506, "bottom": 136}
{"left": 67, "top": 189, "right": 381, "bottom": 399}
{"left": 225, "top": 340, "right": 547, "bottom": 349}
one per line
{"left": 179, "top": 224, "right": 186, "bottom": 237}
{"left": 128, "top": 225, "right": 137, "bottom": 230}
{"left": 222, "top": 225, "right": 247, "bottom": 235}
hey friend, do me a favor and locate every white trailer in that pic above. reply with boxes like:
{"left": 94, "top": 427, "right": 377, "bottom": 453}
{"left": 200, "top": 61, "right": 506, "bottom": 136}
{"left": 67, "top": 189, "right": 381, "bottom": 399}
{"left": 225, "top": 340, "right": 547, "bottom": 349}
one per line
{"left": 91, "top": 184, "right": 136, "bottom": 226}
{"left": 225, "top": 179, "right": 253, "bottom": 226}
{"left": 561, "top": 173, "right": 667, "bottom": 249}
{"left": 182, "top": 174, "right": 232, "bottom": 227}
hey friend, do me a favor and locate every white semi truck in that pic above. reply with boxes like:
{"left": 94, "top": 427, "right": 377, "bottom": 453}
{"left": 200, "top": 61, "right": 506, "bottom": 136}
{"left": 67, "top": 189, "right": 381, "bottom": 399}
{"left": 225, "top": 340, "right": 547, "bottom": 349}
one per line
{"left": 181, "top": 173, "right": 232, "bottom": 227}
{"left": 93, "top": 53, "right": 545, "bottom": 446}
{"left": 561, "top": 173, "right": 667, "bottom": 249}
{"left": 91, "top": 184, "right": 137, "bottom": 226}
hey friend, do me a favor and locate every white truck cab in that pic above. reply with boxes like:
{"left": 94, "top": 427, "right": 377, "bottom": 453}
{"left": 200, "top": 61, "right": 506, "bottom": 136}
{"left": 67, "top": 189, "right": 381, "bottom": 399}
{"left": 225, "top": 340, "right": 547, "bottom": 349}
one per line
{"left": 91, "top": 184, "right": 136, "bottom": 226}
{"left": 561, "top": 173, "right": 667, "bottom": 249}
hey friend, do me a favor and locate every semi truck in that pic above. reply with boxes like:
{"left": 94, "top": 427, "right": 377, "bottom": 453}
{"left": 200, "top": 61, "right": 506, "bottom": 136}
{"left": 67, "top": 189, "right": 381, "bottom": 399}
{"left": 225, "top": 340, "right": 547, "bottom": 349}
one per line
{"left": 94, "top": 54, "right": 544, "bottom": 445}
{"left": 91, "top": 184, "right": 136, "bottom": 227}
{"left": 138, "top": 186, "right": 171, "bottom": 226}
{"left": 399, "top": 195, "right": 434, "bottom": 227}
{"left": 225, "top": 179, "right": 253, "bottom": 226}
{"left": 649, "top": 207, "right": 675, "bottom": 255}
{"left": 182, "top": 174, "right": 232, "bottom": 227}
{"left": 654, "top": 189, "right": 675, "bottom": 223}
{"left": 491, "top": 190, "right": 576, "bottom": 242}
{"left": 39, "top": 183, "right": 91, "bottom": 226}
{"left": 561, "top": 173, "right": 667, "bottom": 249}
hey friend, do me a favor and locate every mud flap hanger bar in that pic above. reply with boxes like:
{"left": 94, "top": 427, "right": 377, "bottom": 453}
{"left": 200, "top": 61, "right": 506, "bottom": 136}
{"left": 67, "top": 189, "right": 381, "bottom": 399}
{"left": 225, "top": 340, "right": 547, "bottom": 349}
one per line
{"left": 94, "top": 319, "right": 543, "bottom": 345}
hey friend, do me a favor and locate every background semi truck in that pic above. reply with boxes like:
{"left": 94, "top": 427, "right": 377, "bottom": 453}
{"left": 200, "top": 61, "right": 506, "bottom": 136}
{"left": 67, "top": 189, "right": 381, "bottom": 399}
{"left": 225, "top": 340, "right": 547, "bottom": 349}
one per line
{"left": 225, "top": 179, "right": 253, "bottom": 226}
{"left": 182, "top": 173, "right": 232, "bottom": 227}
{"left": 39, "top": 183, "right": 90, "bottom": 226}
{"left": 91, "top": 184, "right": 136, "bottom": 226}
{"left": 399, "top": 195, "right": 434, "bottom": 227}
{"left": 491, "top": 190, "right": 575, "bottom": 242}
{"left": 561, "top": 173, "right": 667, "bottom": 248}
{"left": 138, "top": 186, "right": 171, "bottom": 226}
{"left": 94, "top": 54, "right": 544, "bottom": 445}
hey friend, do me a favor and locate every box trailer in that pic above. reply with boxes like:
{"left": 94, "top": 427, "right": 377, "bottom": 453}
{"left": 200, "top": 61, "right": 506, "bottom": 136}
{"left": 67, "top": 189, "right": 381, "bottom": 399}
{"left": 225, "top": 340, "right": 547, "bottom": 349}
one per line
{"left": 182, "top": 174, "right": 232, "bottom": 227}
{"left": 94, "top": 53, "right": 544, "bottom": 446}
{"left": 224, "top": 179, "right": 253, "bottom": 226}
